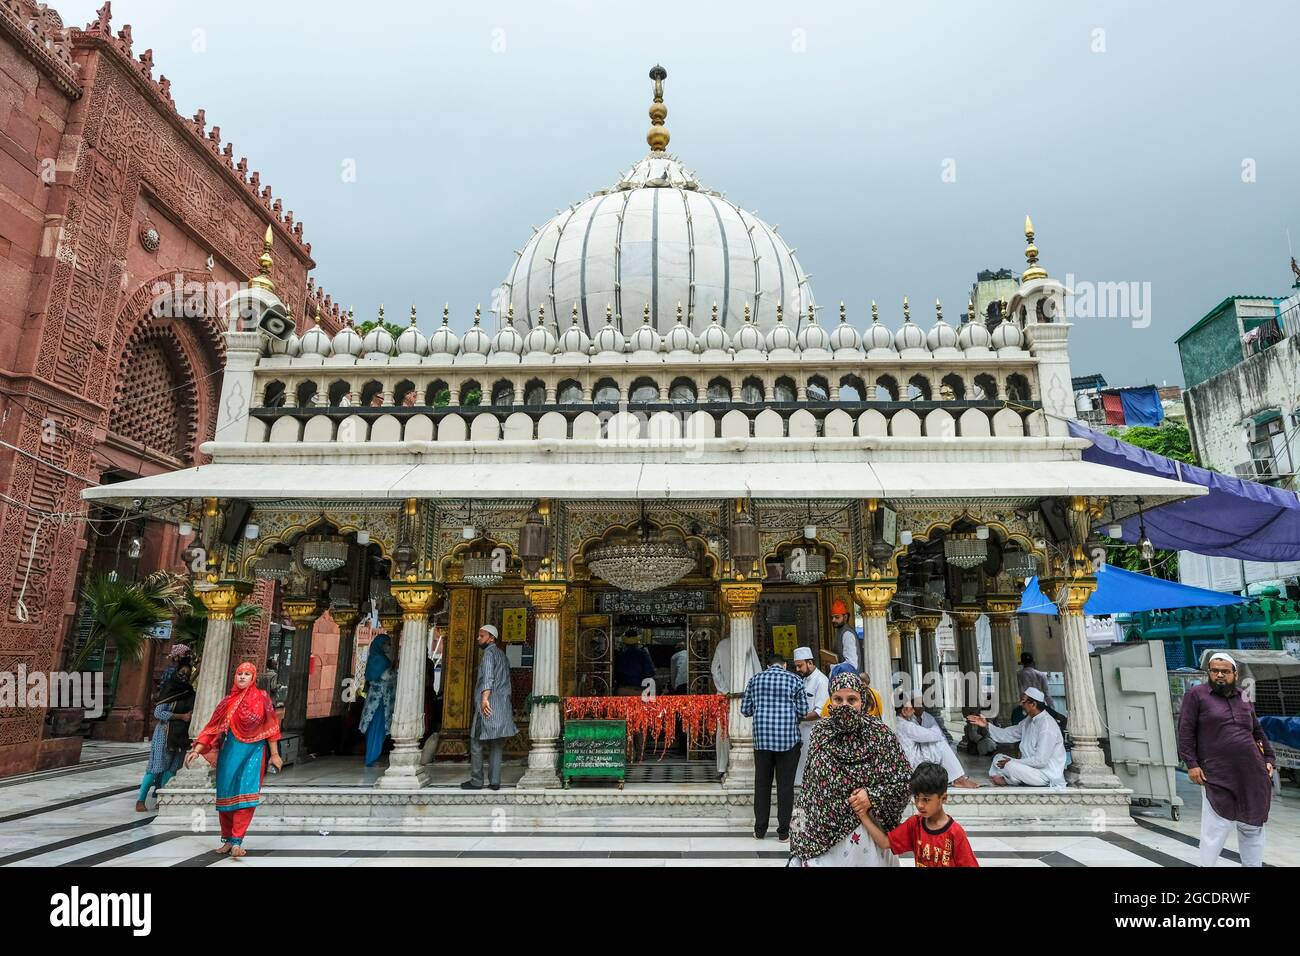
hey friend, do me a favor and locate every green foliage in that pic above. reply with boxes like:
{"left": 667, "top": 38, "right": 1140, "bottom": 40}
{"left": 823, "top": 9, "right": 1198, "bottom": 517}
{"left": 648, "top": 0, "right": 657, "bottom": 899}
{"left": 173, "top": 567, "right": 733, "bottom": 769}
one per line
{"left": 174, "top": 584, "right": 264, "bottom": 661}
{"left": 73, "top": 571, "right": 186, "bottom": 673}
{"left": 356, "top": 320, "right": 406, "bottom": 341}
{"left": 1102, "top": 422, "right": 1195, "bottom": 580}
{"left": 462, "top": 387, "right": 482, "bottom": 407}
{"left": 432, "top": 386, "right": 451, "bottom": 408}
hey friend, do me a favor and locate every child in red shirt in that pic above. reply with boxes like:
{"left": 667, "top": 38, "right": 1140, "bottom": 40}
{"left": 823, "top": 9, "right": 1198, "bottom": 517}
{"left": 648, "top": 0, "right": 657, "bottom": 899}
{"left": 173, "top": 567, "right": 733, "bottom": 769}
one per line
{"left": 852, "top": 761, "right": 979, "bottom": 867}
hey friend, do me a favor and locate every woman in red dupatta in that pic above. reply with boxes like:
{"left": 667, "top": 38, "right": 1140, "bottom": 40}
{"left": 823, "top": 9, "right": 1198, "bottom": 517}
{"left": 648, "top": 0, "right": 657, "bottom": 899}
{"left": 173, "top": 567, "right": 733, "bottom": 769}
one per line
{"left": 185, "top": 662, "right": 282, "bottom": 857}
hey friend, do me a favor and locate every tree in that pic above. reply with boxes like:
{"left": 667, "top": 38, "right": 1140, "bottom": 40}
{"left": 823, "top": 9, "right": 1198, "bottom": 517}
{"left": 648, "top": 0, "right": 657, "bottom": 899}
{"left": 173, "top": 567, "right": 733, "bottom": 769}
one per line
{"left": 1103, "top": 422, "right": 1196, "bottom": 579}
{"left": 173, "top": 583, "right": 264, "bottom": 662}
{"left": 72, "top": 571, "right": 187, "bottom": 673}
{"left": 356, "top": 318, "right": 406, "bottom": 342}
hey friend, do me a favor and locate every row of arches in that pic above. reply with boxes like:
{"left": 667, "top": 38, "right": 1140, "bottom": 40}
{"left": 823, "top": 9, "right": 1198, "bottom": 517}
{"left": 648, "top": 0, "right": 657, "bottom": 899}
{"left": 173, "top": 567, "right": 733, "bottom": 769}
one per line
{"left": 254, "top": 405, "right": 1043, "bottom": 444}
{"left": 261, "top": 371, "right": 1036, "bottom": 410}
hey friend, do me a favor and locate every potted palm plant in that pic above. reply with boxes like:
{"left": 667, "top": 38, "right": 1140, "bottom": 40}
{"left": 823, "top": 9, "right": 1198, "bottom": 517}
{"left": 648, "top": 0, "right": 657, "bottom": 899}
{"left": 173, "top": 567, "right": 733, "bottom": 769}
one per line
{"left": 173, "top": 583, "right": 264, "bottom": 664}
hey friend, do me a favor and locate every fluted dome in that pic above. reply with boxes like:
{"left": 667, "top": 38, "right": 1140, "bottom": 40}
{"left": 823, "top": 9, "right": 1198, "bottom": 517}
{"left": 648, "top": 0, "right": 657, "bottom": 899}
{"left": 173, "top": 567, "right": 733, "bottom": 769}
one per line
{"left": 894, "top": 301, "right": 927, "bottom": 351}
{"left": 491, "top": 309, "right": 525, "bottom": 355}
{"left": 498, "top": 154, "right": 814, "bottom": 339}
{"left": 362, "top": 309, "right": 395, "bottom": 356}
{"left": 593, "top": 309, "right": 626, "bottom": 354}
{"left": 990, "top": 317, "right": 1024, "bottom": 350}
{"left": 958, "top": 310, "right": 991, "bottom": 350}
{"left": 797, "top": 308, "right": 829, "bottom": 352}
{"left": 332, "top": 320, "right": 363, "bottom": 357}
{"left": 926, "top": 302, "right": 957, "bottom": 351}
{"left": 829, "top": 305, "right": 862, "bottom": 352}
{"left": 665, "top": 308, "right": 698, "bottom": 353}
{"left": 267, "top": 329, "right": 300, "bottom": 357}
{"left": 863, "top": 303, "right": 893, "bottom": 351}
{"left": 427, "top": 308, "right": 459, "bottom": 356}
{"left": 559, "top": 308, "right": 592, "bottom": 354}
{"left": 460, "top": 310, "right": 492, "bottom": 355}
{"left": 629, "top": 308, "right": 663, "bottom": 352}
{"left": 766, "top": 308, "right": 797, "bottom": 351}
{"left": 396, "top": 308, "right": 429, "bottom": 356}
{"left": 523, "top": 307, "right": 557, "bottom": 354}
{"left": 300, "top": 320, "right": 332, "bottom": 357}
{"left": 699, "top": 306, "right": 731, "bottom": 352}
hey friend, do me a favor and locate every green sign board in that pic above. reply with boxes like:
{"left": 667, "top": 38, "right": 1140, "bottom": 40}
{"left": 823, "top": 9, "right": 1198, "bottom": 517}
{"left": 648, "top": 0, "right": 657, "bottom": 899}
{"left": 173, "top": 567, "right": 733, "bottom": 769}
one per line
{"left": 561, "top": 719, "right": 626, "bottom": 789}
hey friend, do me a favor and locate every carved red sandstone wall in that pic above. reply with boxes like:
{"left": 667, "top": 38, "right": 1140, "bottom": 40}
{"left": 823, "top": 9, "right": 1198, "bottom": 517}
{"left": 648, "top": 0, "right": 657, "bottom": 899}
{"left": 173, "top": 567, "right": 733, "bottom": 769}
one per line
{"left": 0, "top": 4, "right": 319, "bottom": 775}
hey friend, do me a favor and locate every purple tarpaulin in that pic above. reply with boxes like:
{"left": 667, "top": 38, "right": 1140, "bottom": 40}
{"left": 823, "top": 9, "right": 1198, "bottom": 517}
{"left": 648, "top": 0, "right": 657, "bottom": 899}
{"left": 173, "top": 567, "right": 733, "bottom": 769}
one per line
{"left": 1068, "top": 420, "right": 1300, "bottom": 562}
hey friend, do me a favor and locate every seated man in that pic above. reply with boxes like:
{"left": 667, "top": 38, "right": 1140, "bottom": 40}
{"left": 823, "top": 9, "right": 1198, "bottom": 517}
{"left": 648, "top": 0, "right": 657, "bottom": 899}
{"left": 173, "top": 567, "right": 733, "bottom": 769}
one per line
{"left": 965, "top": 687, "right": 1066, "bottom": 789}
{"left": 896, "top": 700, "right": 979, "bottom": 788}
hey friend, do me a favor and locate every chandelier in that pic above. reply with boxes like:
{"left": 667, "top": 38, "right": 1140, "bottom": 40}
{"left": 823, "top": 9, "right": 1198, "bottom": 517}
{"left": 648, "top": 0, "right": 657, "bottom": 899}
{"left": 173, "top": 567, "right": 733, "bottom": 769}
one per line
{"left": 1003, "top": 550, "right": 1038, "bottom": 579}
{"left": 302, "top": 535, "right": 348, "bottom": 573}
{"left": 785, "top": 550, "right": 826, "bottom": 586}
{"left": 463, "top": 553, "right": 503, "bottom": 588}
{"left": 943, "top": 532, "right": 988, "bottom": 570}
{"left": 255, "top": 551, "right": 292, "bottom": 580}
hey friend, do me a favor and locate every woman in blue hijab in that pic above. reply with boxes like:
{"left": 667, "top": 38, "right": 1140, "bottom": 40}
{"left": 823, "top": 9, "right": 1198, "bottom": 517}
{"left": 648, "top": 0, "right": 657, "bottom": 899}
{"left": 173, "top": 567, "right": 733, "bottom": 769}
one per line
{"left": 358, "top": 633, "right": 396, "bottom": 766}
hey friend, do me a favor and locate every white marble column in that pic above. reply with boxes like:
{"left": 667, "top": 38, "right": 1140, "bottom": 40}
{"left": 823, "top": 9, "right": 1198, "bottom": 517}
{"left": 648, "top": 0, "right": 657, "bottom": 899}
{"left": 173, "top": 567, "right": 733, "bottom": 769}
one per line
{"left": 519, "top": 583, "right": 566, "bottom": 788}
{"left": 985, "top": 603, "right": 1020, "bottom": 723}
{"left": 379, "top": 582, "right": 438, "bottom": 789}
{"left": 952, "top": 606, "right": 981, "bottom": 713}
{"left": 172, "top": 582, "right": 248, "bottom": 786}
{"left": 721, "top": 582, "right": 762, "bottom": 791}
{"left": 1056, "top": 579, "right": 1121, "bottom": 788}
{"left": 281, "top": 600, "right": 323, "bottom": 737}
{"left": 854, "top": 580, "right": 897, "bottom": 730}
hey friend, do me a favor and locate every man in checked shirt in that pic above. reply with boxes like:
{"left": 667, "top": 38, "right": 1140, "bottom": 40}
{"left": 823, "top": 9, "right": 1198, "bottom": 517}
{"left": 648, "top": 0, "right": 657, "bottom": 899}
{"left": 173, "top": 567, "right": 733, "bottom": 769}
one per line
{"left": 741, "top": 654, "right": 807, "bottom": 841}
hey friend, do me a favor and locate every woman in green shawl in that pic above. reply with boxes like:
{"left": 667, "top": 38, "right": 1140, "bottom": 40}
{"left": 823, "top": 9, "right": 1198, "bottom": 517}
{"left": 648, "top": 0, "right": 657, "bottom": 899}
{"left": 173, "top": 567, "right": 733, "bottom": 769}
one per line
{"left": 790, "top": 672, "right": 913, "bottom": 867}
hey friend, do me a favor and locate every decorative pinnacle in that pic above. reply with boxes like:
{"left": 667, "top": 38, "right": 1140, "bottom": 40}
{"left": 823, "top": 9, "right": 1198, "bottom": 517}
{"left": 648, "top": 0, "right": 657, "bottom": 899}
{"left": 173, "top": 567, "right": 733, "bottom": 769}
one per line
{"left": 346, "top": 305, "right": 355, "bottom": 326}
{"left": 807, "top": 302, "right": 816, "bottom": 323}
{"left": 743, "top": 303, "right": 752, "bottom": 323}
{"left": 839, "top": 301, "right": 847, "bottom": 323}
{"left": 1023, "top": 214, "right": 1048, "bottom": 281}
{"left": 776, "top": 304, "right": 784, "bottom": 323}
{"left": 871, "top": 300, "right": 879, "bottom": 322}
{"left": 249, "top": 224, "right": 275, "bottom": 291}
{"left": 377, "top": 304, "right": 385, "bottom": 323}
{"left": 410, "top": 304, "right": 418, "bottom": 326}
{"left": 537, "top": 304, "right": 545, "bottom": 325}
{"left": 903, "top": 297, "right": 911, "bottom": 321}
{"left": 473, "top": 304, "right": 482, "bottom": 325}
{"left": 506, "top": 304, "right": 515, "bottom": 325}
{"left": 711, "top": 302, "right": 719, "bottom": 322}
{"left": 935, "top": 298, "right": 943, "bottom": 322}
{"left": 571, "top": 303, "right": 580, "bottom": 325}
{"left": 643, "top": 302, "right": 651, "bottom": 324}
{"left": 441, "top": 304, "right": 449, "bottom": 325}
{"left": 676, "top": 302, "right": 684, "bottom": 323}
{"left": 606, "top": 303, "right": 614, "bottom": 325}
{"left": 647, "top": 64, "right": 669, "bottom": 152}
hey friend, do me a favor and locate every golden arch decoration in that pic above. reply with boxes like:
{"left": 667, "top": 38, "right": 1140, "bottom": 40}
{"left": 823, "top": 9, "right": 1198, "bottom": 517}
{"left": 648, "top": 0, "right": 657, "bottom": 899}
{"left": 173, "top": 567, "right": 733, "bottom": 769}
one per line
{"left": 762, "top": 534, "right": 851, "bottom": 581}
{"left": 568, "top": 518, "right": 720, "bottom": 582}
{"left": 241, "top": 517, "right": 396, "bottom": 579}
{"left": 885, "top": 513, "right": 1041, "bottom": 579}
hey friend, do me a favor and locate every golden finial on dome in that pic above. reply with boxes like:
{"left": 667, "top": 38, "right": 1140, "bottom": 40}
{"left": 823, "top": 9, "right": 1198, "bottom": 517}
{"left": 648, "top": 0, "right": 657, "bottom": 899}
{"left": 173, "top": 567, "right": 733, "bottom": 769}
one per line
{"left": 743, "top": 303, "right": 752, "bottom": 323}
{"left": 377, "top": 304, "right": 386, "bottom": 323}
{"left": 506, "top": 304, "right": 515, "bottom": 325}
{"left": 711, "top": 302, "right": 719, "bottom": 323}
{"left": 249, "top": 224, "right": 275, "bottom": 292}
{"left": 839, "top": 301, "right": 847, "bottom": 323}
{"left": 346, "top": 305, "right": 355, "bottom": 326}
{"left": 807, "top": 301, "right": 816, "bottom": 324}
{"left": 676, "top": 302, "right": 684, "bottom": 323}
{"left": 571, "top": 303, "right": 580, "bottom": 326}
{"left": 643, "top": 302, "right": 652, "bottom": 324}
{"left": 1022, "top": 214, "right": 1048, "bottom": 282}
{"left": 409, "top": 304, "right": 418, "bottom": 326}
{"left": 647, "top": 64, "right": 669, "bottom": 153}
{"left": 473, "top": 304, "right": 482, "bottom": 325}
{"left": 537, "top": 304, "right": 545, "bottom": 326}
{"left": 903, "top": 297, "right": 911, "bottom": 321}
{"left": 871, "top": 300, "right": 879, "bottom": 323}
{"left": 606, "top": 303, "right": 614, "bottom": 325}
{"left": 440, "top": 304, "right": 449, "bottom": 326}
{"left": 775, "top": 304, "right": 784, "bottom": 324}
{"left": 967, "top": 298, "right": 976, "bottom": 324}
{"left": 935, "top": 298, "right": 943, "bottom": 322}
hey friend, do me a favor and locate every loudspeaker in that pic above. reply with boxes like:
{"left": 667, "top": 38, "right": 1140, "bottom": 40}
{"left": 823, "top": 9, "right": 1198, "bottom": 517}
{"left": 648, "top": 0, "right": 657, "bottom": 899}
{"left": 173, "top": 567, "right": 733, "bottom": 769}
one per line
{"left": 218, "top": 500, "right": 253, "bottom": 546}
{"left": 258, "top": 303, "right": 293, "bottom": 341}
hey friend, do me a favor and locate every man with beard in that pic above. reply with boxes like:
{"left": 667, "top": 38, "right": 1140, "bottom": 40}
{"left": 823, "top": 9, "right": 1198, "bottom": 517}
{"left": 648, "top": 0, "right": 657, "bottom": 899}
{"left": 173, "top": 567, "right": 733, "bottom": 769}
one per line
{"left": 1178, "top": 652, "right": 1274, "bottom": 867}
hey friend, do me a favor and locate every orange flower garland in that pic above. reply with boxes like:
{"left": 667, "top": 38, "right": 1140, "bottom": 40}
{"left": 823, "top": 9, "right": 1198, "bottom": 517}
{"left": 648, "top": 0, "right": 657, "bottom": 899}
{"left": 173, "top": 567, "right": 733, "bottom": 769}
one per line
{"left": 563, "top": 694, "right": 729, "bottom": 761}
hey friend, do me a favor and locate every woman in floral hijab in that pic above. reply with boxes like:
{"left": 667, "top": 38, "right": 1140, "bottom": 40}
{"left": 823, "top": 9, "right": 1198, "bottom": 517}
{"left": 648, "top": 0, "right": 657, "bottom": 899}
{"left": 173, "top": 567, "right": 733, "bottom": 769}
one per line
{"left": 790, "top": 672, "right": 912, "bottom": 867}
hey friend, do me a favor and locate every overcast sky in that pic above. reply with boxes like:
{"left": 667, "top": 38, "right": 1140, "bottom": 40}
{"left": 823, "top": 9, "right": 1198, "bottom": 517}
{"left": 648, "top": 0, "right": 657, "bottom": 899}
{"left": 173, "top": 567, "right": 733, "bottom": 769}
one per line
{"left": 62, "top": 0, "right": 1300, "bottom": 386}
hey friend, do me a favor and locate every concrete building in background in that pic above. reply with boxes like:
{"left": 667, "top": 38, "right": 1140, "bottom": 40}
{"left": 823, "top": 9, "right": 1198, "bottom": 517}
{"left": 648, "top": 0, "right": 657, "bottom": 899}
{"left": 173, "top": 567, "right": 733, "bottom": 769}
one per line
{"left": 1178, "top": 290, "right": 1300, "bottom": 489}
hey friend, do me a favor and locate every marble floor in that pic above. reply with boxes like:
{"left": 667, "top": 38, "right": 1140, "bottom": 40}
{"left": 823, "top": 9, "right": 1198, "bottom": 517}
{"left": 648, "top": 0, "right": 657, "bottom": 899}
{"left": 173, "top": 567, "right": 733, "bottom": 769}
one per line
{"left": 1, "top": 749, "right": 1294, "bottom": 867}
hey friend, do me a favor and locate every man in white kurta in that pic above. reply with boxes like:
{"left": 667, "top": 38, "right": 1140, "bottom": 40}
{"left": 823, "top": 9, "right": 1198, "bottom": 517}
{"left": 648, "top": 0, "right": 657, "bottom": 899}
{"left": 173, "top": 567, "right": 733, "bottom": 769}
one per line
{"left": 791, "top": 647, "right": 829, "bottom": 786}
{"left": 966, "top": 687, "right": 1066, "bottom": 788}
{"left": 711, "top": 636, "right": 762, "bottom": 774}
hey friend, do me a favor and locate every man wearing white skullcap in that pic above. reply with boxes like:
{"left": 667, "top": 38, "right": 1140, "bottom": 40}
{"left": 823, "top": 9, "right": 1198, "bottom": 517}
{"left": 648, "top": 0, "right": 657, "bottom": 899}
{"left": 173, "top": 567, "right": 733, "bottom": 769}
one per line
{"left": 1178, "top": 651, "right": 1274, "bottom": 867}
{"left": 966, "top": 685, "right": 1066, "bottom": 788}
{"left": 461, "top": 623, "right": 517, "bottom": 790}
{"left": 791, "top": 647, "right": 829, "bottom": 786}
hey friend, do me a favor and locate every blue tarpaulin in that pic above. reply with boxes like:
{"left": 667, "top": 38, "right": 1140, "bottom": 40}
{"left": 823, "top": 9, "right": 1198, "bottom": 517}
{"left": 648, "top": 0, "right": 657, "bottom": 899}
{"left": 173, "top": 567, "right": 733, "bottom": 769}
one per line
{"left": 1068, "top": 420, "right": 1300, "bottom": 562}
{"left": 1260, "top": 716, "right": 1300, "bottom": 751}
{"left": 1016, "top": 563, "right": 1247, "bottom": 616}
{"left": 1117, "top": 386, "right": 1164, "bottom": 427}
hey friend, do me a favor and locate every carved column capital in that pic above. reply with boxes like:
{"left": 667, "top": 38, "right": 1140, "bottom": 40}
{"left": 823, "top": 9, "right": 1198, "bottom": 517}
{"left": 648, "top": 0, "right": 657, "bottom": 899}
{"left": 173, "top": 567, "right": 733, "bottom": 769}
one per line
{"left": 720, "top": 581, "right": 763, "bottom": 619}
{"left": 195, "top": 581, "right": 253, "bottom": 621}
{"left": 282, "top": 598, "right": 324, "bottom": 627}
{"left": 391, "top": 581, "right": 442, "bottom": 621}
{"left": 951, "top": 605, "right": 982, "bottom": 627}
{"left": 912, "top": 613, "right": 942, "bottom": 634}
{"left": 524, "top": 583, "right": 568, "bottom": 619}
{"left": 852, "top": 579, "right": 897, "bottom": 617}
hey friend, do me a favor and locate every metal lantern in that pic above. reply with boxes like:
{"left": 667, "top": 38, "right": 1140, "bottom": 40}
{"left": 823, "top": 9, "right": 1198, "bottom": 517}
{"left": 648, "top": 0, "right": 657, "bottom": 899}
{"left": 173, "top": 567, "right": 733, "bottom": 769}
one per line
{"left": 301, "top": 535, "right": 348, "bottom": 573}
{"left": 943, "top": 532, "right": 988, "bottom": 570}
{"left": 255, "top": 551, "right": 292, "bottom": 581}
{"left": 519, "top": 511, "right": 549, "bottom": 576}
{"left": 729, "top": 509, "right": 760, "bottom": 577}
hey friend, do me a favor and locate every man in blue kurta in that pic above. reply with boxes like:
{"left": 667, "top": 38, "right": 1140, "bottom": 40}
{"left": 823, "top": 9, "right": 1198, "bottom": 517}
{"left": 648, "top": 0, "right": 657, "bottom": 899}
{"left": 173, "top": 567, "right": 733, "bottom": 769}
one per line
{"left": 462, "top": 624, "right": 519, "bottom": 791}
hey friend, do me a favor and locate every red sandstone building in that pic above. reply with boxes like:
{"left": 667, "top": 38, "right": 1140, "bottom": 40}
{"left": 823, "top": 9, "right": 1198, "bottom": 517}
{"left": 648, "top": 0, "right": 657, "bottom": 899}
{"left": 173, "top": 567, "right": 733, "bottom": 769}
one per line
{"left": 0, "top": 2, "right": 343, "bottom": 775}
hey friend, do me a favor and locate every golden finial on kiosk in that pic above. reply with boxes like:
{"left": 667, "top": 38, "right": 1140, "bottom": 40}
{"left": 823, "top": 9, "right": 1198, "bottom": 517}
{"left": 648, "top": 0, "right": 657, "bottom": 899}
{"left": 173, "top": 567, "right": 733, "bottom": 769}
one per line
{"left": 647, "top": 65, "right": 670, "bottom": 152}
